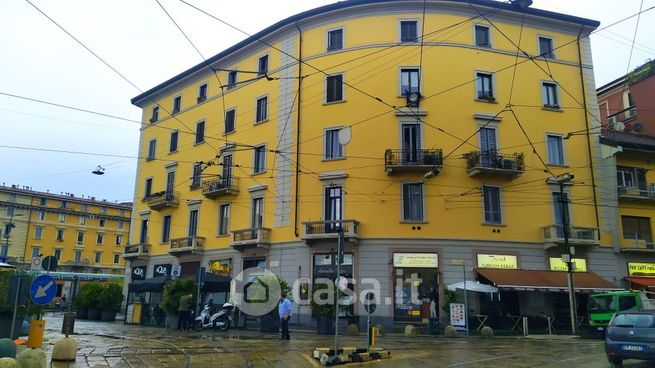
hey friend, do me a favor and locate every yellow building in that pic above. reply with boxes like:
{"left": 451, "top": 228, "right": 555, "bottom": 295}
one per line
{"left": 128, "top": 0, "right": 613, "bottom": 326}
{"left": 0, "top": 185, "right": 131, "bottom": 279}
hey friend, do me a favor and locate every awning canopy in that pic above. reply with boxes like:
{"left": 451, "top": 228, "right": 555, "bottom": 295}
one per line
{"left": 625, "top": 276, "right": 655, "bottom": 290}
{"left": 128, "top": 275, "right": 170, "bottom": 293}
{"left": 0, "top": 262, "right": 16, "bottom": 270}
{"left": 447, "top": 281, "right": 498, "bottom": 294}
{"left": 202, "top": 273, "right": 231, "bottom": 293}
{"left": 476, "top": 268, "right": 623, "bottom": 292}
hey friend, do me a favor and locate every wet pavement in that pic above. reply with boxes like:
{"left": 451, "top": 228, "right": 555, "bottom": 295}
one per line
{"left": 20, "top": 315, "right": 651, "bottom": 367}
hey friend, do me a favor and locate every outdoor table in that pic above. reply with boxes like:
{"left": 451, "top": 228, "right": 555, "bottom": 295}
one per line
{"left": 475, "top": 314, "right": 488, "bottom": 331}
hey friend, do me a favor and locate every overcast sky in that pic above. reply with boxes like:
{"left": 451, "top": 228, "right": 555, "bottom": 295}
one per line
{"left": 1, "top": 0, "right": 654, "bottom": 203}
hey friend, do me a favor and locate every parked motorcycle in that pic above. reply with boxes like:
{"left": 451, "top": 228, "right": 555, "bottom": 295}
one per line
{"left": 194, "top": 302, "right": 234, "bottom": 331}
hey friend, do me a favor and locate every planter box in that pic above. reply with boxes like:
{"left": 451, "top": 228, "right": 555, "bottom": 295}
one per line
{"left": 260, "top": 313, "right": 279, "bottom": 333}
{"left": 316, "top": 315, "right": 334, "bottom": 335}
{"left": 88, "top": 308, "right": 101, "bottom": 321}
{"left": 101, "top": 310, "right": 118, "bottom": 322}
{"left": 0, "top": 315, "right": 24, "bottom": 339}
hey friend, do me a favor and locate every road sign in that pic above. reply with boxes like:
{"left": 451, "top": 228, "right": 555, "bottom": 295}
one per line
{"left": 171, "top": 266, "right": 181, "bottom": 278}
{"left": 31, "top": 257, "right": 42, "bottom": 271}
{"left": 30, "top": 275, "right": 57, "bottom": 305}
{"left": 42, "top": 256, "right": 58, "bottom": 272}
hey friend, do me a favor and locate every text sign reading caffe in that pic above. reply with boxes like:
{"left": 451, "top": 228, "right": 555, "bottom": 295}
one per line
{"left": 393, "top": 253, "right": 438, "bottom": 268}
{"left": 628, "top": 262, "right": 655, "bottom": 277}
{"left": 549, "top": 257, "right": 587, "bottom": 272}
{"left": 477, "top": 254, "right": 518, "bottom": 269}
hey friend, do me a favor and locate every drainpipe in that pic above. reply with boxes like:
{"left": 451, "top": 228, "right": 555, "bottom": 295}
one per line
{"left": 576, "top": 27, "right": 600, "bottom": 229}
{"left": 294, "top": 22, "right": 303, "bottom": 238}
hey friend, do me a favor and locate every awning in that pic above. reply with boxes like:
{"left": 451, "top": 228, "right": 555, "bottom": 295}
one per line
{"left": 447, "top": 281, "right": 498, "bottom": 294}
{"left": 476, "top": 268, "right": 623, "bottom": 292}
{"left": 202, "top": 273, "right": 231, "bottom": 293}
{"left": 128, "top": 275, "right": 170, "bottom": 293}
{"left": 625, "top": 276, "right": 655, "bottom": 290}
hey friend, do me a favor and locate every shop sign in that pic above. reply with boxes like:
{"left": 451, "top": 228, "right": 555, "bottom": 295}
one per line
{"left": 208, "top": 259, "right": 232, "bottom": 276}
{"left": 477, "top": 254, "right": 518, "bottom": 269}
{"left": 450, "top": 303, "right": 466, "bottom": 327}
{"left": 628, "top": 262, "right": 655, "bottom": 277}
{"left": 549, "top": 257, "right": 587, "bottom": 272}
{"left": 131, "top": 266, "right": 146, "bottom": 281}
{"left": 392, "top": 253, "right": 438, "bottom": 268}
{"left": 153, "top": 264, "right": 172, "bottom": 277}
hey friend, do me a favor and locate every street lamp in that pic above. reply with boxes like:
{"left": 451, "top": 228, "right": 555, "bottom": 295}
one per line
{"left": 1, "top": 213, "right": 23, "bottom": 259}
{"left": 554, "top": 173, "right": 578, "bottom": 335}
{"left": 450, "top": 259, "right": 469, "bottom": 336}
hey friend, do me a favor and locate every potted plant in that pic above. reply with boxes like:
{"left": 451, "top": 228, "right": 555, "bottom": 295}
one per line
{"left": 160, "top": 278, "right": 195, "bottom": 329}
{"left": 99, "top": 283, "right": 124, "bottom": 322}
{"left": 79, "top": 283, "right": 104, "bottom": 320}
{"left": 311, "top": 282, "right": 336, "bottom": 335}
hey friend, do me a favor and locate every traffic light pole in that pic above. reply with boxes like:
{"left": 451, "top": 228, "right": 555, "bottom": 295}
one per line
{"left": 559, "top": 179, "right": 578, "bottom": 335}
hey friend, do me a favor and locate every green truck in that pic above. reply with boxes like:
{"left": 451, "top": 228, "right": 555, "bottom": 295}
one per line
{"left": 588, "top": 291, "right": 655, "bottom": 333}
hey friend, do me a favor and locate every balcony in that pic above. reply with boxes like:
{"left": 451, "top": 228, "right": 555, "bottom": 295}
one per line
{"left": 301, "top": 219, "right": 359, "bottom": 244}
{"left": 145, "top": 191, "right": 180, "bottom": 211}
{"left": 620, "top": 236, "right": 655, "bottom": 253}
{"left": 384, "top": 149, "right": 443, "bottom": 175}
{"left": 169, "top": 236, "right": 205, "bottom": 256}
{"left": 65, "top": 259, "right": 90, "bottom": 267}
{"left": 123, "top": 243, "right": 150, "bottom": 259}
{"left": 542, "top": 225, "right": 600, "bottom": 249}
{"left": 201, "top": 177, "right": 239, "bottom": 199}
{"left": 618, "top": 186, "right": 655, "bottom": 203}
{"left": 607, "top": 105, "right": 637, "bottom": 125}
{"left": 465, "top": 151, "right": 524, "bottom": 179}
{"left": 231, "top": 228, "right": 271, "bottom": 251}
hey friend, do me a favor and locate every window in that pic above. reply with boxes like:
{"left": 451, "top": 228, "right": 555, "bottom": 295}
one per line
{"left": 60, "top": 201, "right": 67, "bottom": 209}
{"left": 191, "top": 163, "right": 202, "bottom": 189}
{"left": 195, "top": 120, "right": 205, "bottom": 144}
{"left": 258, "top": 55, "right": 269, "bottom": 76}
{"left": 251, "top": 198, "right": 264, "bottom": 227}
{"left": 198, "top": 83, "right": 207, "bottom": 103}
{"left": 326, "top": 74, "right": 343, "bottom": 103}
{"left": 483, "top": 186, "right": 502, "bottom": 224}
{"left": 547, "top": 135, "right": 564, "bottom": 165}
{"left": 34, "top": 227, "right": 43, "bottom": 240}
{"left": 256, "top": 96, "right": 268, "bottom": 123}
{"left": 95, "top": 252, "right": 102, "bottom": 263}
{"left": 172, "top": 96, "right": 181, "bottom": 114}
{"left": 79, "top": 216, "right": 87, "bottom": 225}
{"left": 37, "top": 211, "right": 45, "bottom": 221}
{"left": 101, "top": 206, "right": 108, "bottom": 214}
{"left": 80, "top": 204, "right": 88, "bottom": 212}
{"left": 400, "top": 20, "right": 418, "bottom": 42}
{"left": 552, "top": 192, "right": 570, "bottom": 237}
{"left": 619, "top": 296, "right": 637, "bottom": 311}
{"left": 253, "top": 145, "right": 266, "bottom": 174}
{"left": 188, "top": 210, "right": 199, "bottom": 237}
{"left": 97, "top": 233, "right": 104, "bottom": 244}
{"left": 74, "top": 250, "right": 81, "bottom": 262}
{"left": 119, "top": 209, "right": 126, "bottom": 216}
{"left": 327, "top": 28, "right": 343, "bottom": 51}
{"left": 400, "top": 68, "right": 420, "bottom": 95}
{"left": 474, "top": 25, "right": 490, "bottom": 47}
{"left": 32, "top": 247, "right": 41, "bottom": 259}
{"left": 538, "top": 36, "right": 554, "bottom": 58}
{"left": 617, "top": 167, "right": 638, "bottom": 188}
{"left": 150, "top": 106, "right": 159, "bottom": 123}
{"left": 218, "top": 204, "right": 230, "bottom": 236}
{"left": 115, "top": 235, "right": 122, "bottom": 246}
{"left": 113, "top": 253, "right": 120, "bottom": 264}
{"left": 476, "top": 72, "right": 494, "bottom": 100}
{"left": 56, "top": 229, "right": 64, "bottom": 241}
{"left": 542, "top": 82, "right": 559, "bottom": 108}
{"left": 169, "top": 131, "right": 179, "bottom": 152}
{"left": 227, "top": 70, "right": 237, "bottom": 88}
{"left": 325, "top": 128, "right": 344, "bottom": 159}
{"left": 77, "top": 231, "right": 84, "bottom": 244}
{"left": 325, "top": 187, "right": 343, "bottom": 225}
{"left": 117, "top": 220, "right": 124, "bottom": 229}
{"left": 162, "top": 215, "right": 171, "bottom": 243}
{"left": 58, "top": 214, "right": 66, "bottom": 223}
{"left": 6, "top": 207, "right": 14, "bottom": 216}
{"left": 54, "top": 249, "right": 61, "bottom": 261}
{"left": 402, "top": 183, "right": 424, "bottom": 221}
{"left": 99, "top": 219, "right": 106, "bottom": 227}
{"left": 2, "top": 224, "right": 11, "bottom": 238}
{"left": 144, "top": 178, "right": 153, "bottom": 198}
{"left": 39, "top": 197, "right": 47, "bottom": 206}
{"left": 147, "top": 139, "right": 156, "bottom": 161}
{"left": 8, "top": 193, "right": 16, "bottom": 202}
{"left": 225, "top": 109, "right": 236, "bottom": 133}
{"left": 622, "top": 216, "right": 653, "bottom": 242}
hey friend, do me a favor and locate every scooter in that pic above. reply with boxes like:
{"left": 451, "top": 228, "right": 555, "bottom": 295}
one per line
{"left": 194, "top": 302, "right": 234, "bottom": 331}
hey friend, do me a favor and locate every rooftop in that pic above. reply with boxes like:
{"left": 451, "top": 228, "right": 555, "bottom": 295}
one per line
{"left": 0, "top": 184, "right": 132, "bottom": 209}
{"left": 600, "top": 130, "right": 655, "bottom": 152}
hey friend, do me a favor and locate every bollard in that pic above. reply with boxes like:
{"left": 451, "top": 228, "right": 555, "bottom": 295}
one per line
{"left": 0, "top": 357, "right": 20, "bottom": 368}
{"left": 26, "top": 320, "right": 45, "bottom": 348}
{"left": 522, "top": 317, "right": 528, "bottom": 336}
{"left": 0, "top": 338, "right": 16, "bottom": 358}
{"left": 16, "top": 348, "right": 46, "bottom": 368}
{"left": 62, "top": 312, "right": 75, "bottom": 336}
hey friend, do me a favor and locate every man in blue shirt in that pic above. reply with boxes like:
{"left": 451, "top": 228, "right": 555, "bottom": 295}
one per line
{"left": 278, "top": 291, "right": 292, "bottom": 340}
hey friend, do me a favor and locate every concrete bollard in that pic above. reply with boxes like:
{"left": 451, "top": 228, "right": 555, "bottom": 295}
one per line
{"left": 404, "top": 325, "right": 417, "bottom": 337}
{"left": 51, "top": 337, "right": 77, "bottom": 362}
{"left": 481, "top": 326, "right": 494, "bottom": 338}
{"left": 0, "top": 357, "right": 21, "bottom": 368}
{"left": 0, "top": 339, "right": 16, "bottom": 358}
{"left": 16, "top": 347, "right": 46, "bottom": 368}
{"left": 346, "top": 324, "right": 359, "bottom": 336}
{"left": 444, "top": 325, "right": 458, "bottom": 338}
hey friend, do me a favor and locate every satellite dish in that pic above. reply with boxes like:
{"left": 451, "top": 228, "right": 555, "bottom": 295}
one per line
{"left": 613, "top": 121, "right": 626, "bottom": 132}
{"left": 338, "top": 126, "right": 352, "bottom": 145}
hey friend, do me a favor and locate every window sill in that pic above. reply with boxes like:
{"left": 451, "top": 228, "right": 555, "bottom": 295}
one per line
{"left": 475, "top": 98, "right": 498, "bottom": 104}
{"left": 400, "top": 221, "right": 428, "bottom": 224}
{"left": 323, "top": 100, "right": 346, "bottom": 106}
{"left": 481, "top": 223, "right": 506, "bottom": 227}
{"left": 223, "top": 130, "right": 236, "bottom": 136}
{"left": 542, "top": 106, "right": 563, "bottom": 112}
{"left": 168, "top": 150, "right": 178, "bottom": 155}
{"left": 475, "top": 44, "right": 492, "bottom": 49}
{"left": 145, "top": 158, "right": 155, "bottom": 162}
{"left": 254, "top": 119, "right": 269, "bottom": 126}
{"left": 216, "top": 234, "right": 230, "bottom": 238}
{"left": 322, "top": 157, "right": 346, "bottom": 162}
{"left": 252, "top": 171, "right": 267, "bottom": 177}
{"left": 194, "top": 141, "right": 206, "bottom": 146}
{"left": 189, "top": 185, "right": 200, "bottom": 191}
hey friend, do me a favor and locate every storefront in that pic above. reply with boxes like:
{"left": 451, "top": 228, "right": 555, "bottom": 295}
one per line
{"left": 625, "top": 262, "right": 655, "bottom": 291}
{"left": 312, "top": 252, "right": 354, "bottom": 316}
{"left": 392, "top": 252, "right": 439, "bottom": 323}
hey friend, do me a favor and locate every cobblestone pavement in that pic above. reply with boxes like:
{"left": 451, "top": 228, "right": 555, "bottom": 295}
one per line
{"left": 21, "top": 316, "right": 650, "bottom": 368}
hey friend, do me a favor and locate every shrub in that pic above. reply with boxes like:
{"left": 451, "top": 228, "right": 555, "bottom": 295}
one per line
{"left": 77, "top": 283, "right": 104, "bottom": 309}
{"left": 98, "top": 283, "right": 123, "bottom": 310}
{"left": 160, "top": 278, "right": 195, "bottom": 315}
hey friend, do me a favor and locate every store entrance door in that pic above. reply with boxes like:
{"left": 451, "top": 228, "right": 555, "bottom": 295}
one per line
{"left": 394, "top": 268, "right": 438, "bottom": 323}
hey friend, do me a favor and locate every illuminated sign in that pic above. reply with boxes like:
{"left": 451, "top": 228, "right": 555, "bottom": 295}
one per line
{"left": 208, "top": 259, "right": 232, "bottom": 276}
{"left": 549, "top": 257, "right": 587, "bottom": 272}
{"left": 477, "top": 254, "right": 518, "bottom": 269}
{"left": 393, "top": 253, "right": 438, "bottom": 268}
{"left": 627, "top": 262, "right": 655, "bottom": 277}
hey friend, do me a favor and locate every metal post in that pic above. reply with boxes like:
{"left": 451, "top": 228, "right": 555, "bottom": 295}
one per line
{"left": 366, "top": 312, "right": 371, "bottom": 353}
{"left": 334, "top": 228, "right": 343, "bottom": 357}
{"left": 10, "top": 274, "right": 21, "bottom": 339}
{"left": 560, "top": 180, "right": 578, "bottom": 335}
{"left": 462, "top": 263, "right": 469, "bottom": 336}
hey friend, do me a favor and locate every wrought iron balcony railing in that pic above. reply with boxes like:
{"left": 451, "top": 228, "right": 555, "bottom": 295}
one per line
{"left": 464, "top": 151, "right": 524, "bottom": 178}
{"left": 201, "top": 177, "right": 240, "bottom": 198}
{"left": 384, "top": 149, "right": 443, "bottom": 175}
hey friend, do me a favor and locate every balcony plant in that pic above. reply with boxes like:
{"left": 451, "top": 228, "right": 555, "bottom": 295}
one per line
{"left": 98, "top": 283, "right": 124, "bottom": 322}
{"left": 463, "top": 151, "right": 480, "bottom": 169}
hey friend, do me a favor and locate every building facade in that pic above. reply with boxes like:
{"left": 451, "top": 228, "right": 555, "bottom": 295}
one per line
{"left": 128, "top": 0, "right": 612, "bottom": 327}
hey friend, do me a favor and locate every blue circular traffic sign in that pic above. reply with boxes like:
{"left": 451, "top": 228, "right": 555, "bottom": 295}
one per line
{"left": 30, "top": 275, "right": 57, "bottom": 305}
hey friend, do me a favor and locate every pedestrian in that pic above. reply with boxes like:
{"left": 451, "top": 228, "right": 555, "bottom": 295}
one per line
{"left": 278, "top": 292, "right": 292, "bottom": 340}
{"left": 429, "top": 287, "right": 437, "bottom": 318}
{"left": 177, "top": 293, "right": 193, "bottom": 331}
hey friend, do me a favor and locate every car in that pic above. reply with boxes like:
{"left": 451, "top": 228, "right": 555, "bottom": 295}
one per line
{"left": 605, "top": 310, "right": 655, "bottom": 367}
